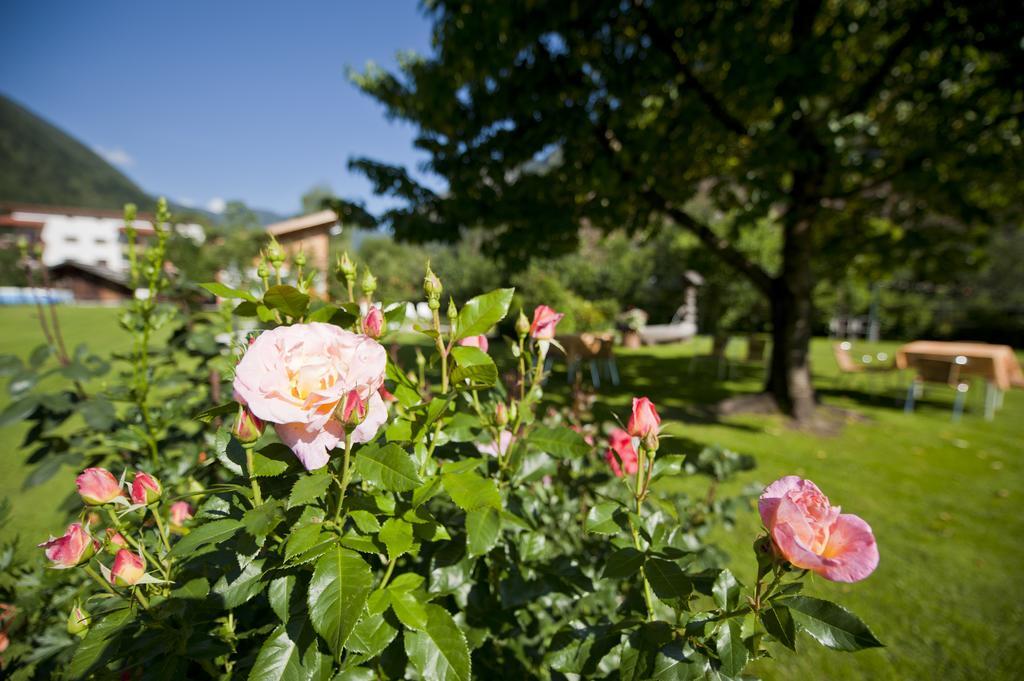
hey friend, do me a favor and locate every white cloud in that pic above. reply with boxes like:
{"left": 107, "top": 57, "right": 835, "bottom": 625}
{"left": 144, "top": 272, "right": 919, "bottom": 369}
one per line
{"left": 177, "top": 197, "right": 196, "bottom": 208}
{"left": 93, "top": 145, "right": 134, "bottom": 167}
{"left": 206, "top": 197, "right": 226, "bottom": 214}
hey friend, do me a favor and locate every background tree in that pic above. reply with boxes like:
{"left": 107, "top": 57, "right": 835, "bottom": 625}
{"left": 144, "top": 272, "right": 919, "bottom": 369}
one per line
{"left": 345, "top": 0, "right": 1023, "bottom": 423}
{"left": 300, "top": 183, "right": 335, "bottom": 215}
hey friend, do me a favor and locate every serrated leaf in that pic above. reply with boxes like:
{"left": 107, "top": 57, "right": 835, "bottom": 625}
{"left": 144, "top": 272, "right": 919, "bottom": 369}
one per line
{"left": 712, "top": 569, "right": 741, "bottom": 611}
{"left": 288, "top": 473, "right": 333, "bottom": 509}
{"left": 379, "top": 518, "right": 415, "bottom": 562}
{"left": 308, "top": 547, "right": 374, "bottom": 656}
{"left": 243, "top": 500, "right": 286, "bottom": 539}
{"left": 67, "top": 608, "right": 134, "bottom": 679}
{"left": 264, "top": 285, "right": 310, "bottom": 319}
{"left": 215, "top": 557, "right": 267, "bottom": 609}
{"left": 465, "top": 506, "right": 501, "bottom": 557}
{"left": 201, "top": 282, "right": 257, "bottom": 301}
{"left": 528, "top": 426, "right": 591, "bottom": 458}
{"left": 404, "top": 604, "right": 471, "bottom": 681}
{"left": 715, "top": 619, "right": 747, "bottom": 677}
{"left": 348, "top": 510, "right": 381, "bottom": 533}
{"left": 601, "top": 547, "right": 645, "bottom": 579}
{"left": 760, "top": 605, "right": 797, "bottom": 651}
{"left": 441, "top": 471, "right": 501, "bottom": 511}
{"left": 284, "top": 522, "right": 323, "bottom": 561}
{"left": 450, "top": 346, "right": 498, "bottom": 387}
{"left": 247, "top": 618, "right": 325, "bottom": 681}
{"left": 354, "top": 443, "right": 422, "bottom": 492}
{"left": 170, "top": 518, "right": 242, "bottom": 557}
{"left": 645, "top": 558, "right": 692, "bottom": 600}
{"left": 346, "top": 612, "right": 397, "bottom": 657}
{"left": 783, "top": 596, "right": 883, "bottom": 651}
{"left": 252, "top": 443, "right": 296, "bottom": 477}
{"left": 390, "top": 590, "right": 428, "bottom": 630}
{"left": 194, "top": 401, "right": 238, "bottom": 423}
{"left": 453, "top": 287, "right": 513, "bottom": 340}
{"left": 268, "top": 575, "right": 296, "bottom": 624}
{"left": 584, "top": 502, "right": 623, "bottom": 534}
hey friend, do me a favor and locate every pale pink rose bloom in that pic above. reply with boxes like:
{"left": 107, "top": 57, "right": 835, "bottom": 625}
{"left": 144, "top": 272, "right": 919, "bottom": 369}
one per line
{"left": 458, "top": 335, "right": 489, "bottom": 353}
{"left": 627, "top": 397, "right": 660, "bottom": 438}
{"left": 529, "top": 305, "right": 564, "bottom": 340}
{"left": 478, "top": 430, "right": 515, "bottom": 458}
{"left": 130, "top": 472, "right": 162, "bottom": 505}
{"left": 605, "top": 428, "right": 638, "bottom": 477}
{"left": 109, "top": 550, "right": 145, "bottom": 586}
{"left": 232, "top": 323, "right": 388, "bottom": 470}
{"left": 76, "top": 468, "right": 123, "bottom": 505}
{"left": 169, "top": 501, "right": 194, "bottom": 527}
{"left": 38, "top": 523, "right": 97, "bottom": 568}
{"left": 759, "top": 476, "right": 879, "bottom": 583}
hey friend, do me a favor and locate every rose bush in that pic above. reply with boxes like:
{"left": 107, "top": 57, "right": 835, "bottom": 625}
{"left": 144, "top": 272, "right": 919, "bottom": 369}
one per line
{"left": 0, "top": 201, "right": 882, "bottom": 679}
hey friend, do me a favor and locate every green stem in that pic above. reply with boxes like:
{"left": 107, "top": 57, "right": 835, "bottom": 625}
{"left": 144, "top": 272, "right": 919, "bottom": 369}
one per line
{"left": 379, "top": 559, "right": 397, "bottom": 590}
{"left": 83, "top": 564, "right": 119, "bottom": 597}
{"left": 245, "top": 445, "right": 263, "bottom": 506}
{"left": 629, "top": 511, "right": 657, "bottom": 622}
{"left": 151, "top": 508, "right": 173, "bottom": 554}
{"left": 334, "top": 431, "right": 355, "bottom": 524}
{"left": 517, "top": 339, "right": 526, "bottom": 401}
{"left": 132, "top": 588, "right": 150, "bottom": 610}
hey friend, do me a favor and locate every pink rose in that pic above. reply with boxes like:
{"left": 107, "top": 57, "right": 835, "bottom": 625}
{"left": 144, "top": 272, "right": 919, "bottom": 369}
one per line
{"left": 337, "top": 389, "right": 368, "bottom": 427}
{"left": 38, "top": 523, "right": 98, "bottom": 568}
{"left": 363, "top": 307, "right": 384, "bottom": 339}
{"left": 759, "top": 476, "right": 879, "bottom": 583}
{"left": 605, "top": 428, "right": 639, "bottom": 477}
{"left": 627, "top": 397, "right": 660, "bottom": 439}
{"left": 76, "top": 468, "right": 123, "bottom": 506}
{"left": 130, "top": 472, "right": 162, "bottom": 505}
{"left": 169, "top": 501, "right": 194, "bottom": 527}
{"left": 458, "top": 334, "right": 489, "bottom": 353}
{"left": 109, "top": 550, "right": 145, "bottom": 586}
{"left": 232, "top": 323, "right": 388, "bottom": 470}
{"left": 478, "top": 430, "right": 515, "bottom": 458}
{"left": 105, "top": 528, "right": 127, "bottom": 549}
{"left": 529, "top": 305, "right": 564, "bottom": 340}
{"left": 233, "top": 404, "right": 265, "bottom": 444}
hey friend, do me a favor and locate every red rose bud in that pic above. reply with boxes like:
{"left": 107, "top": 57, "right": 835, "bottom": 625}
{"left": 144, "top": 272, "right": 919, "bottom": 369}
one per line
{"left": 337, "top": 389, "right": 369, "bottom": 428}
{"left": 233, "top": 404, "right": 264, "bottom": 444}
{"left": 169, "top": 501, "right": 194, "bottom": 528}
{"left": 627, "top": 397, "right": 661, "bottom": 441}
{"left": 105, "top": 528, "right": 128, "bottom": 554}
{"left": 529, "top": 305, "right": 564, "bottom": 340}
{"left": 67, "top": 603, "right": 90, "bottom": 636}
{"left": 378, "top": 386, "right": 397, "bottom": 403}
{"left": 494, "top": 402, "right": 509, "bottom": 427}
{"left": 109, "top": 550, "right": 145, "bottom": 586}
{"left": 363, "top": 306, "right": 384, "bottom": 339}
{"left": 76, "top": 468, "right": 123, "bottom": 506}
{"left": 130, "top": 472, "right": 162, "bottom": 505}
{"left": 38, "top": 523, "right": 97, "bottom": 568}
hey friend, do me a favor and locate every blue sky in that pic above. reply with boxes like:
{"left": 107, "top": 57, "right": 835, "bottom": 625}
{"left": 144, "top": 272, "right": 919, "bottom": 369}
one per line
{"left": 0, "top": 1, "right": 435, "bottom": 216}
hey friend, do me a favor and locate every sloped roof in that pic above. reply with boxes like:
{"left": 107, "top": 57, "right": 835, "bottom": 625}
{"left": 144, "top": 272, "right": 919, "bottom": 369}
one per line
{"left": 49, "top": 260, "right": 131, "bottom": 289}
{"left": 266, "top": 209, "right": 338, "bottom": 237}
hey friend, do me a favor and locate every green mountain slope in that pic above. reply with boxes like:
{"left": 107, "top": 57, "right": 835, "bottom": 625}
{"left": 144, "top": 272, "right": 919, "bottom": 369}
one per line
{"left": 0, "top": 93, "right": 151, "bottom": 210}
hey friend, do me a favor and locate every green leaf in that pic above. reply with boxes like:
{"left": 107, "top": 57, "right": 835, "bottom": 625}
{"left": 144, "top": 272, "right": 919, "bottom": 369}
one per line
{"left": 248, "top": 619, "right": 325, "bottom": 681}
{"left": 307, "top": 304, "right": 358, "bottom": 327}
{"left": 346, "top": 612, "right": 398, "bottom": 657}
{"left": 67, "top": 608, "right": 134, "bottom": 679}
{"left": 601, "top": 547, "right": 646, "bottom": 579}
{"left": 450, "top": 346, "right": 498, "bottom": 387}
{"left": 288, "top": 473, "right": 333, "bottom": 509}
{"left": 0, "top": 395, "right": 38, "bottom": 428}
{"left": 782, "top": 596, "right": 884, "bottom": 651}
{"left": 712, "top": 569, "right": 741, "bottom": 611}
{"left": 243, "top": 500, "right": 286, "bottom": 540}
{"left": 284, "top": 522, "right": 323, "bottom": 561}
{"left": 453, "top": 287, "right": 514, "bottom": 340}
{"left": 650, "top": 641, "right": 706, "bottom": 680}
{"left": 354, "top": 443, "right": 422, "bottom": 492}
{"left": 390, "top": 589, "right": 429, "bottom": 630}
{"left": 269, "top": 575, "right": 296, "bottom": 624}
{"left": 194, "top": 401, "right": 238, "bottom": 423}
{"left": 645, "top": 558, "right": 692, "bottom": 600}
{"left": 379, "top": 518, "right": 415, "bottom": 562}
{"left": 760, "top": 605, "right": 797, "bottom": 651}
{"left": 170, "top": 577, "right": 210, "bottom": 600}
{"left": 348, "top": 510, "right": 381, "bottom": 533}
{"left": 715, "top": 619, "right": 748, "bottom": 677}
{"left": 528, "top": 426, "right": 591, "bottom": 459}
{"left": 201, "top": 282, "right": 257, "bottom": 301}
{"left": 404, "top": 604, "right": 471, "bottom": 681}
{"left": 170, "top": 518, "right": 242, "bottom": 557}
{"left": 215, "top": 557, "right": 268, "bottom": 608}
{"left": 584, "top": 501, "right": 623, "bottom": 534}
{"left": 264, "top": 285, "right": 310, "bottom": 319}
{"left": 79, "top": 398, "right": 115, "bottom": 430}
{"left": 441, "top": 471, "right": 501, "bottom": 511}
{"left": 252, "top": 443, "right": 296, "bottom": 477}
{"left": 465, "top": 506, "right": 501, "bottom": 557}
{"left": 308, "top": 547, "right": 374, "bottom": 656}
{"left": 334, "top": 668, "right": 376, "bottom": 681}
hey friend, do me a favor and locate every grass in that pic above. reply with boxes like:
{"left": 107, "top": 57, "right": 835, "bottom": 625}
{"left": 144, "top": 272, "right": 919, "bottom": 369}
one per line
{"left": 1, "top": 306, "right": 1021, "bottom": 679}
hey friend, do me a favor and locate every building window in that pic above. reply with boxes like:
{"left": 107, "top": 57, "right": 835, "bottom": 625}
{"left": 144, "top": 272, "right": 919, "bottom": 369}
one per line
{"left": 96, "top": 259, "right": 109, "bottom": 268}
{"left": 65, "top": 235, "right": 78, "bottom": 243}
{"left": 95, "top": 238, "right": 107, "bottom": 245}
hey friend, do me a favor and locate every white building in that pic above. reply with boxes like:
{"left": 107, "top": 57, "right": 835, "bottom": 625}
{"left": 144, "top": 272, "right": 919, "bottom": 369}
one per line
{"left": 0, "top": 204, "right": 204, "bottom": 274}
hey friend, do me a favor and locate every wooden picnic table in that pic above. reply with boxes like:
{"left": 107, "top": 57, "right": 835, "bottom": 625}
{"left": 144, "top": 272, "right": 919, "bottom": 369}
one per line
{"left": 895, "top": 341, "right": 1024, "bottom": 391}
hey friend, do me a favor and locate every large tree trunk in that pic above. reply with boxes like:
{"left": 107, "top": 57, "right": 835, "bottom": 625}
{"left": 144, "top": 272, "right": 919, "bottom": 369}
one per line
{"left": 764, "top": 212, "right": 817, "bottom": 422}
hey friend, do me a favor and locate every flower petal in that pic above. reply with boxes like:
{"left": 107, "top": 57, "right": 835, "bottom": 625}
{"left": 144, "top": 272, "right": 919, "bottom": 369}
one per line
{"left": 274, "top": 420, "right": 343, "bottom": 471}
{"left": 818, "top": 513, "right": 880, "bottom": 583}
{"left": 758, "top": 475, "right": 803, "bottom": 527}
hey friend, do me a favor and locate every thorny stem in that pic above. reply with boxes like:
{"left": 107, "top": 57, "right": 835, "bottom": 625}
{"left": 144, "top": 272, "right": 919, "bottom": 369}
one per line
{"left": 432, "top": 308, "right": 448, "bottom": 393}
{"left": 245, "top": 445, "right": 263, "bottom": 506}
{"left": 334, "top": 430, "right": 355, "bottom": 524}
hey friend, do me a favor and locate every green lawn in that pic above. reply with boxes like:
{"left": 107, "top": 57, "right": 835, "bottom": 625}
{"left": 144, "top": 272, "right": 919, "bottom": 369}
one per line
{"left": 0, "top": 307, "right": 1021, "bottom": 679}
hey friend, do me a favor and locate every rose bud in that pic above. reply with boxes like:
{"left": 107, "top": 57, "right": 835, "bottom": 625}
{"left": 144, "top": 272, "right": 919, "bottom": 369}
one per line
{"left": 458, "top": 334, "right": 489, "bottom": 353}
{"left": 85, "top": 512, "right": 101, "bottom": 527}
{"left": 337, "top": 389, "right": 369, "bottom": 428}
{"left": 109, "top": 550, "right": 145, "bottom": 586}
{"left": 379, "top": 386, "right": 397, "bottom": 403}
{"left": 423, "top": 263, "right": 443, "bottom": 300}
{"left": 529, "top": 305, "right": 564, "bottom": 340}
{"left": 76, "top": 468, "right": 123, "bottom": 506}
{"left": 105, "top": 528, "right": 128, "bottom": 554}
{"left": 130, "top": 472, "right": 162, "bottom": 505}
{"left": 605, "top": 429, "right": 639, "bottom": 478}
{"left": 38, "top": 523, "right": 98, "bottom": 568}
{"left": 169, "top": 501, "right": 194, "bottom": 528}
{"left": 494, "top": 402, "right": 509, "bottom": 428}
{"left": 67, "top": 603, "right": 90, "bottom": 636}
{"left": 232, "top": 404, "right": 265, "bottom": 444}
{"left": 515, "top": 309, "right": 531, "bottom": 338}
{"left": 363, "top": 307, "right": 384, "bottom": 339}
{"left": 0, "top": 631, "right": 8, "bottom": 654}
{"left": 627, "top": 397, "right": 661, "bottom": 446}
